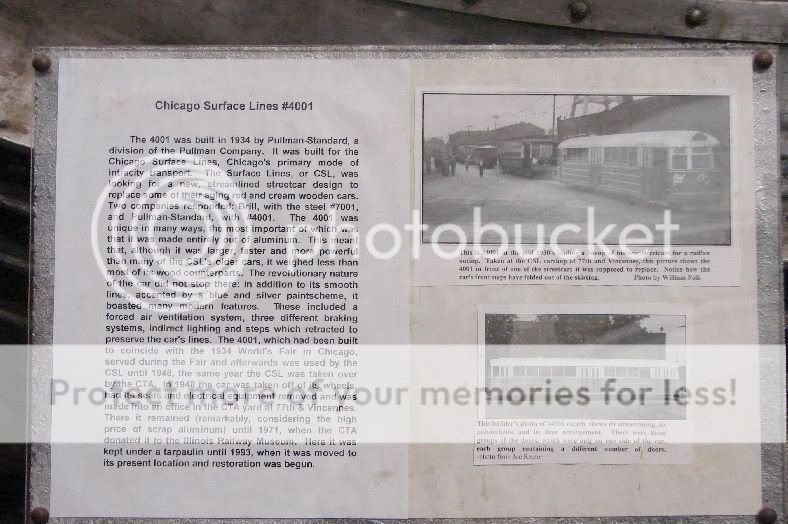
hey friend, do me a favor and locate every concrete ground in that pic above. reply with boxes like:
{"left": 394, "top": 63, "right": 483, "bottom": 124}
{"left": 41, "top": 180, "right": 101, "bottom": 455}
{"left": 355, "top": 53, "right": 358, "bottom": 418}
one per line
{"left": 422, "top": 164, "right": 731, "bottom": 246}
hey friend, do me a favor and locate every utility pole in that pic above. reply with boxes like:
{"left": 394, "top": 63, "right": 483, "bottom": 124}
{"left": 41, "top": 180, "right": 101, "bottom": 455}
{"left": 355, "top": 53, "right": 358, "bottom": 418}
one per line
{"left": 551, "top": 95, "right": 556, "bottom": 136}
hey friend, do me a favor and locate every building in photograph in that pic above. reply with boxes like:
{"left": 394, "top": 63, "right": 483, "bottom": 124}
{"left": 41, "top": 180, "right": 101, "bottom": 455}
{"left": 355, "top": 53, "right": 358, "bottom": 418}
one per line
{"left": 557, "top": 95, "right": 730, "bottom": 148}
{"left": 448, "top": 121, "right": 546, "bottom": 151}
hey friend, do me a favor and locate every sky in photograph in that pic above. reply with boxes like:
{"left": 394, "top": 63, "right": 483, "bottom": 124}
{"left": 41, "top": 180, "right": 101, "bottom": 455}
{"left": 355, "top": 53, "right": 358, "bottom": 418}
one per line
{"left": 423, "top": 94, "right": 573, "bottom": 140}
{"left": 423, "top": 94, "right": 647, "bottom": 141}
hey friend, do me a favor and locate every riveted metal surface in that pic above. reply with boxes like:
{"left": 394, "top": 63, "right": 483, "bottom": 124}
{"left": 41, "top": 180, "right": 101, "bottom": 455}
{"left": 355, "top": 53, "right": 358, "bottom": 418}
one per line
{"left": 30, "top": 506, "right": 50, "bottom": 524}
{"left": 684, "top": 6, "right": 707, "bottom": 28}
{"left": 31, "top": 54, "right": 51, "bottom": 74}
{"left": 27, "top": 44, "right": 783, "bottom": 524}
{"left": 568, "top": 1, "right": 590, "bottom": 23}
{"left": 1, "top": 1, "right": 786, "bottom": 147}
{"left": 398, "top": 0, "right": 788, "bottom": 43}
{"left": 754, "top": 50, "right": 775, "bottom": 71}
{"left": 0, "top": 0, "right": 653, "bottom": 147}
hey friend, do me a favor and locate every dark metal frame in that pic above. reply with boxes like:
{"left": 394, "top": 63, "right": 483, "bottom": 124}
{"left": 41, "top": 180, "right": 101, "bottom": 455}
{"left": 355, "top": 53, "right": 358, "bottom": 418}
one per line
{"left": 397, "top": 0, "right": 788, "bottom": 43}
{"left": 27, "top": 44, "right": 783, "bottom": 523}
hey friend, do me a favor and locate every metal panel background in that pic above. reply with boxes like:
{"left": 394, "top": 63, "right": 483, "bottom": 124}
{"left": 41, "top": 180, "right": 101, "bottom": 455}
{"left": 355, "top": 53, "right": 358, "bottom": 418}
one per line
{"left": 27, "top": 44, "right": 783, "bottom": 524}
{"left": 0, "top": 1, "right": 782, "bottom": 523}
{"left": 1, "top": 2, "right": 784, "bottom": 198}
{"left": 398, "top": 0, "right": 788, "bottom": 43}
{"left": 0, "top": 4, "right": 657, "bottom": 520}
{"left": 0, "top": 0, "right": 707, "bottom": 146}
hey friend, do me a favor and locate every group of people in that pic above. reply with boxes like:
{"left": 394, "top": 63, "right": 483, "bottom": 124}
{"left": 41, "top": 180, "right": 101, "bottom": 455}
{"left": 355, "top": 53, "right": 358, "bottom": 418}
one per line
{"left": 425, "top": 153, "right": 457, "bottom": 176}
{"left": 425, "top": 152, "right": 487, "bottom": 177}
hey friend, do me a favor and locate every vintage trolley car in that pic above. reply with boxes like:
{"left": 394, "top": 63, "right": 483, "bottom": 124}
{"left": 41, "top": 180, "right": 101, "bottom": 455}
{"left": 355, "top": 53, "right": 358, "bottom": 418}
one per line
{"left": 488, "top": 356, "right": 681, "bottom": 400}
{"left": 557, "top": 130, "right": 725, "bottom": 203}
{"left": 499, "top": 138, "right": 558, "bottom": 177}
{"left": 472, "top": 145, "right": 499, "bottom": 169}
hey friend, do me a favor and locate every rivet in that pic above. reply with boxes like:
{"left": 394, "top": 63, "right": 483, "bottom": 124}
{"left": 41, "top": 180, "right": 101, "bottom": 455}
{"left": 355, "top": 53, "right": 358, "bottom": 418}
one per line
{"left": 30, "top": 507, "right": 49, "bottom": 524}
{"left": 753, "top": 50, "right": 773, "bottom": 71}
{"left": 756, "top": 507, "right": 778, "bottom": 524}
{"left": 32, "top": 54, "right": 51, "bottom": 73}
{"left": 685, "top": 6, "right": 706, "bottom": 27}
{"left": 568, "top": 1, "right": 589, "bottom": 22}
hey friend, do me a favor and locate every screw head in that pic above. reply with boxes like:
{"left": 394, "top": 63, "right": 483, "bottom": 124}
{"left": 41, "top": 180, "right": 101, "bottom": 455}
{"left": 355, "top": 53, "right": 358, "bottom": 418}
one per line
{"left": 756, "top": 507, "right": 778, "bottom": 524}
{"left": 568, "top": 0, "right": 589, "bottom": 22}
{"left": 685, "top": 6, "right": 706, "bottom": 27}
{"left": 753, "top": 50, "right": 773, "bottom": 71}
{"left": 32, "top": 54, "right": 51, "bottom": 73}
{"left": 30, "top": 507, "right": 49, "bottom": 524}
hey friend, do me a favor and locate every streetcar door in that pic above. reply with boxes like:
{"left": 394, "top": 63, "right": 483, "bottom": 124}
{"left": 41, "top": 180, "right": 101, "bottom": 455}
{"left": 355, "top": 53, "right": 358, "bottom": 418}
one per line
{"left": 652, "top": 148, "right": 669, "bottom": 200}
{"left": 523, "top": 143, "right": 532, "bottom": 175}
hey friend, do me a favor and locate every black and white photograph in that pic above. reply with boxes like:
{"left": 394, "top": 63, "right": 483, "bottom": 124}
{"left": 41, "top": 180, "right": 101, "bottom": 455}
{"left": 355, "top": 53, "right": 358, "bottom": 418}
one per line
{"left": 482, "top": 313, "right": 687, "bottom": 420}
{"left": 422, "top": 93, "right": 732, "bottom": 245}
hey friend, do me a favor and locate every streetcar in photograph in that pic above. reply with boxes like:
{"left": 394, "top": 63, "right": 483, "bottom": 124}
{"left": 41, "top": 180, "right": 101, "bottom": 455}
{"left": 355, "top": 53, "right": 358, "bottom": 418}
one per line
{"left": 557, "top": 130, "right": 725, "bottom": 204}
{"left": 499, "top": 138, "right": 558, "bottom": 177}
{"left": 472, "top": 145, "right": 499, "bottom": 168}
{"left": 487, "top": 356, "right": 682, "bottom": 400}
{"left": 457, "top": 145, "right": 475, "bottom": 163}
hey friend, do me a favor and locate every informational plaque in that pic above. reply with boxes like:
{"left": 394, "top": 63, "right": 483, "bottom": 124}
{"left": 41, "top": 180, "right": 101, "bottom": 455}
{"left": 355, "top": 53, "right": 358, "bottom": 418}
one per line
{"left": 28, "top": 46, "right": 783, "bottom": 521}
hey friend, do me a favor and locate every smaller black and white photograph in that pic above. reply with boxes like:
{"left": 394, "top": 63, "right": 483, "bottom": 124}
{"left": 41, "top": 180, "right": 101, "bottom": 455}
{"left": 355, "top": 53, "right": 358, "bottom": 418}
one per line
{"left": 482, "top": 313, "right": 687, "bottom": 420}
{"left": 421, "top": 93, "right": 731, "bottom": 245}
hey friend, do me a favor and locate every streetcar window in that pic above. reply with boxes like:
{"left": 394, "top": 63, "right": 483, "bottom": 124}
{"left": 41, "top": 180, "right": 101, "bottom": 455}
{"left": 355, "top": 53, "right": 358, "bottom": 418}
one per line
{"left": 538, "top": 366, "right": 551, "bottom": 377}
{"left": 513, "top": 366, "right": 525, "bottom": 377}
{"left": 671, "top": 148, "right": 688, "bottom": 169}
{"left": 642, "top": 148, "right": 653, "bottom": 167}
{"left": 563, "top": 366, "right": 576, "bottom": 377}
{"left": 604, "top": 366, "right": 615, "bottom": 377}
{"left": 563, "top": 148, "right": 588, "bottom": 163}
{"left": 604, "top": 147, "right": 639, "bottom": 166}
{"left": 623, "top": 147, "right": 639, "bottom": 166}
{"left": 640, "top": 369, "right": 651, "bottom": 378}
{"left": 691, "top": 146, "right": 713, "bottom": 169}
{"left": 501, "top": 143, "right": 522, "bottom": 157}
{"left": 526, "top": 366, "right": 538, "bottom": 377}
{"left": 492, "top": 366, "right": 499, "bottom": 377}
{"left": 628, "top": 367, "right": 639, "bottom": 377}
{"left": 551, "top": 366, "right": 564, "bottom": 377}
{"left": 536, "top": 144, "right": 554, "bottom": 159}
{"left": 589, "top": 147, "right": 603, "bottom": 164}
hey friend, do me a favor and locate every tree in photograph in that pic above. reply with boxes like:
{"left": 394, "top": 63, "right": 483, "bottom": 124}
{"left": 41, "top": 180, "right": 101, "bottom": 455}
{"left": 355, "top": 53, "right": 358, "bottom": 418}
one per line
{"left": 485, "top": 314, "right": 518, "bottom": 344}
{"left": 552, "top": 314, "right": 649, "bottom": 344}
